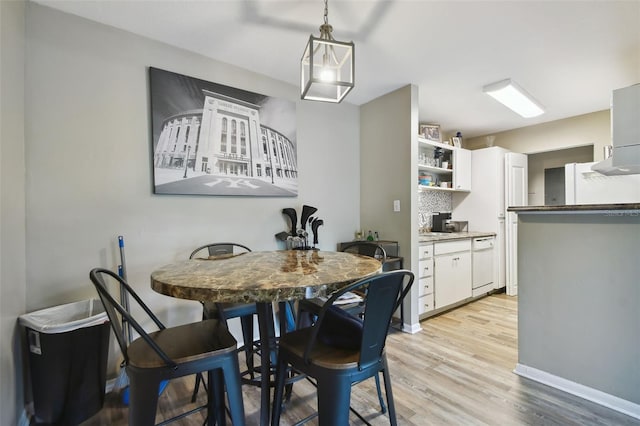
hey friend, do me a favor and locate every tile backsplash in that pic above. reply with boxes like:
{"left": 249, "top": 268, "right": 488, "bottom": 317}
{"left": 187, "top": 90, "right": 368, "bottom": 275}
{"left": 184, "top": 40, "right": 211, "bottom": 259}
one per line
{"left": 418, "top": 191, "right": 452, "bottom": 229}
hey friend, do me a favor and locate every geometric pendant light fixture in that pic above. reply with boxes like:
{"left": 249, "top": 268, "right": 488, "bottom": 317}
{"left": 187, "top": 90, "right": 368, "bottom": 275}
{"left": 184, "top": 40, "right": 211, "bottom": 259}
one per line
{"left": 301, "top": 0, "right": 355, "bottom": 103}
{"left": 483, "top": 78, "right": 545, "bottom": 118}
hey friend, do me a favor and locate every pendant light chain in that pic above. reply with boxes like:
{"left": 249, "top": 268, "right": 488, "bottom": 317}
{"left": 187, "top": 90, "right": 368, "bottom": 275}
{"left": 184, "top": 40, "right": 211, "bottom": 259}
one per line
{"left": 320, "top": 0, "right": 333, "bottom": 41}
{"left": 324, "top": 0, "right": 329, "bottom": 25}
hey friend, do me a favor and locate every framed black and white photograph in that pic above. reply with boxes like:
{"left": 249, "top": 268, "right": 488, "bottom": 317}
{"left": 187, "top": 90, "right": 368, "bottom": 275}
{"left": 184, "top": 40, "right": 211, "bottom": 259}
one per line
{"left": 420, "top": 124, "right": 441, "bottom": 143}
{"left": 149, "top": 67, "right": 298, "bottom": 197}
{"left": 452, "top": 137, "right": 462, "bottom": 148}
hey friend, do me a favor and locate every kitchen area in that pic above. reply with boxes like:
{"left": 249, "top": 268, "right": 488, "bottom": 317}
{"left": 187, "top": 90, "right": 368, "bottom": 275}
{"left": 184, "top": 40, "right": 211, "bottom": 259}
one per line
{"left": 403, "top": 84, "right": 640, "bottom": 330}
{"left": 409, "top": 82, "right": 640, "bottom": 418}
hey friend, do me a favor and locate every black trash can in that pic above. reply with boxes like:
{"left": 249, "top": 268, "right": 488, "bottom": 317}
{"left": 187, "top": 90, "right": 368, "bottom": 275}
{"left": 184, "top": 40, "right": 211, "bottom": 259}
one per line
{"left": 19, "top": 299, "right": 110, "bottom": 425}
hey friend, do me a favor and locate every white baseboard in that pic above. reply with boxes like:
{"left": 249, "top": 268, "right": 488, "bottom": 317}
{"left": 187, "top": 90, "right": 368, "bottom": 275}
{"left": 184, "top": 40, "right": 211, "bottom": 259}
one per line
{"left": 402, "top": 322, "right": 422, "bottom": 334}
{"left": 514, "top": 363, "right": 640, "bottom": 420}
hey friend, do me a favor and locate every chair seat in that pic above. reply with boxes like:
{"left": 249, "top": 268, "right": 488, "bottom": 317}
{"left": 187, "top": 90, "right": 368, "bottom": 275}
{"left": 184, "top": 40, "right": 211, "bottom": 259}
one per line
{"left": 279, "top": 327, "right": 361, "bottom": 370}
{"left": 127, "top": 319, "right": 236, "bottom": 369}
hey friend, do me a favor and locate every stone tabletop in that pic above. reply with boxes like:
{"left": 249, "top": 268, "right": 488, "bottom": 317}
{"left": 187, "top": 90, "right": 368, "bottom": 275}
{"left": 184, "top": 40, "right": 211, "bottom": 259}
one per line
{"left": 151, "top": 250, "right": 382, "bottom": 303}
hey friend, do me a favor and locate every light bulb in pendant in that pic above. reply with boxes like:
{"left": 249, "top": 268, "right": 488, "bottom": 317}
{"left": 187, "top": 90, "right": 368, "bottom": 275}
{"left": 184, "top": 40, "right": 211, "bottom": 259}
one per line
{"left": 319, "top": 67, "right": 335, "bottom": 82}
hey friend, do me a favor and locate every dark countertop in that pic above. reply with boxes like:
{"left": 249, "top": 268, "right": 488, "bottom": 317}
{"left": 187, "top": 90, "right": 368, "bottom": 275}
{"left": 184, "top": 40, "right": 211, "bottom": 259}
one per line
{"left": 508, "top": 203, "right": 640, "bottom": 213}
{"left": 418, "top": 231, "right": 495, "bottom": 243}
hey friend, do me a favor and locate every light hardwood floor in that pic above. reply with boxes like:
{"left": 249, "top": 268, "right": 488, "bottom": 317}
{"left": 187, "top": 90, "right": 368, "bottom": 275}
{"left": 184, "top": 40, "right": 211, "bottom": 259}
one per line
{"left": 81, "top": 293, "right": 639, "bottom": 425}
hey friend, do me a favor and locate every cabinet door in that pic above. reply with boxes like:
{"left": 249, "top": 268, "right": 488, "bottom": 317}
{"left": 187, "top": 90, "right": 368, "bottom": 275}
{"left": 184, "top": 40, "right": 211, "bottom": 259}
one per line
{"left": 453, "top": 148, "right": 472, "bottom": 191}
{"left": 434, "top": 252, "right": 471, "bottom": 308}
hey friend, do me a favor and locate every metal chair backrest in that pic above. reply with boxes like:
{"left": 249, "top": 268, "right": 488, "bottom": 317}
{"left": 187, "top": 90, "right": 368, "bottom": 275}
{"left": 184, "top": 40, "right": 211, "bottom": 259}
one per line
{"left": 89, "top": 268, "right": 177, "bottom": 368}
{"left": 189, "top": 242, "right": 251, "bottom": 259}
{"left": 340, "top": 241, "right": 387, "bottom": 263}
{"left": 304, "top": 270, "right": 414, "bottom": 369}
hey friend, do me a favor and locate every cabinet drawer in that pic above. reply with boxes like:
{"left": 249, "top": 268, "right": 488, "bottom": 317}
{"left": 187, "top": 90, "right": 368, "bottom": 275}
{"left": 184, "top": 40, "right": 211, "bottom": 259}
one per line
{"left": 418, "top": 276, "right": 433, "bottom": 297}
{"left": 418, "top": 244, "right": 433, "bottom": 259}
{"left": 434, "top": 239, "right": 471, "bottom": 255}
{"left": 418, "top": 259, "right": 433, "bottom": 278}
{"left": 418, "top": 293, "right": 434, "bottom": 315}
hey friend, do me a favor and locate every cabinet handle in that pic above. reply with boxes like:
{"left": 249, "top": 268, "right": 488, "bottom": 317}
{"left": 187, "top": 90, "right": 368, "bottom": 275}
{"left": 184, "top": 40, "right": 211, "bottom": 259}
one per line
{"left": 453, "top": 257, "right": 460, "bottom": 261}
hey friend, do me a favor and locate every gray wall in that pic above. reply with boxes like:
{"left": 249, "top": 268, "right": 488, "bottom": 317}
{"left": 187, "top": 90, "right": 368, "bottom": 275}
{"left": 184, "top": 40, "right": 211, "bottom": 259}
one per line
{"left": 1, "top": 1, "right": 27, "bottom": 424}
{"left": 2, "top": 2, "right": 362, "bottom": 422}
{"left": 518, "top": 212, "right": 640, "bottom": 404}
{"left": 360, "top": 85, "right": 419, "bottom": 329}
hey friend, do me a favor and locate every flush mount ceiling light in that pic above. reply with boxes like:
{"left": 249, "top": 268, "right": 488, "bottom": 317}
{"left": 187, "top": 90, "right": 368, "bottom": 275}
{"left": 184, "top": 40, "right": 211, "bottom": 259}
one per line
{"left": 301, "top": 0, "right": 354, "bottom": 103}
{"left": 483, "top": 79, "right": 545, "bottom": 118}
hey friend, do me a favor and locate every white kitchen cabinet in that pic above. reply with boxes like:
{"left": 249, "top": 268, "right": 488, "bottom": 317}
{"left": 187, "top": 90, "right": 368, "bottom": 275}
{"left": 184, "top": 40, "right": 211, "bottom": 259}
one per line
{"left": 417, "top": 137, "right": 470, "bottom": 192}
{"left": 434, "top": 240, "right": 472, "bottom": 309}
{"left": 453, "top": 147, "right": 471, "bottom": 191}
{"left": 418, "top": 243, "right": 434, "bottom": 315}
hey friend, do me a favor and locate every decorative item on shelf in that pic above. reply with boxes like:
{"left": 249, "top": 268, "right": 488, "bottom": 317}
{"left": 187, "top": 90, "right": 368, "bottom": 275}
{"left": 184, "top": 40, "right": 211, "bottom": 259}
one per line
{"left": 419, "top": 174, "right": 432, "bottom": 185}
{"left": 300, "top": 0, "right": 354, "bottom": 103}
{"left": 434, "top": 147, "right": 443, "bottom": 167}
{"left": 452, "top": 137, "right": 462, "bottom": 148}
{"left": 485, "top": 135, "right": 495, "bottom": 147}
{"left": 366, "top": 230, "right": 374, "bottom": 241}
{"left": 419, "top": 124, "right": 441, "bottom": 143}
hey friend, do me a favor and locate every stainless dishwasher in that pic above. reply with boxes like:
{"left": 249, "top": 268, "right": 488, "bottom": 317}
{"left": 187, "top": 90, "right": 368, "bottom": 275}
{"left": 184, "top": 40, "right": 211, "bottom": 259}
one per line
{"left": 472, "top": 237, "right": 495, "bottom": 297}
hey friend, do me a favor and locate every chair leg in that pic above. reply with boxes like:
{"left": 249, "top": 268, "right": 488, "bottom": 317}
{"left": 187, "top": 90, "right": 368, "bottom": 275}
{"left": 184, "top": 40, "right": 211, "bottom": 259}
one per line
{"left": 317, "top": 375, "right": 351, "bottom": 426}
{"left": 270, "top": 356, "right": 288, "bottom": 426}
{"left": 257, "top": 303, "right": 274, "bottom": 426}
{"left": 209, "top": 370, "right": 226, "bottom": 426}
{"left": 194, "top": 307, "right": 211, "bottom": 403}
{"left": 192, "top": 373, "right": 204, "bottom": 403}
{"left": 374, "top": 372, "right": 387, "bottom": 413}
{"left": 381, "top": 357, "right": 397, "bottom": 426}
{"left": 128, "top": 375, "right": 161, "bottom": 426}
{"left": 222, "top": 357, "right": 246, "bottom": 426}
{"left": 239, "top": 314, "right": 255, "bottom": 379}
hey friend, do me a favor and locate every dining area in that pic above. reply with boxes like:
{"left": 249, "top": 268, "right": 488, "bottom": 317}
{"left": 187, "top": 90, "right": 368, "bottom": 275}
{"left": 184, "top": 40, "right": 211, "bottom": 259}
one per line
{"left": 87, "top": 242, "right": 414, "bottom": 426}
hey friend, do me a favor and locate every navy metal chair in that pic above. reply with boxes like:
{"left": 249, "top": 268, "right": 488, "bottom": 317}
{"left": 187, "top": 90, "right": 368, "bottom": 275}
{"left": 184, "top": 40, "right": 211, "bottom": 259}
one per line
{"left": 273, "top": 270, "right": 414, "bottom": 426}
{"left": 189, "top": 243, "right": 259, "bottom": 399}
{"left": 296, "top": 241, "right": 389, "bottom": 413}
{"left": 89, "top": 268, "right": 245, "bottom": 426}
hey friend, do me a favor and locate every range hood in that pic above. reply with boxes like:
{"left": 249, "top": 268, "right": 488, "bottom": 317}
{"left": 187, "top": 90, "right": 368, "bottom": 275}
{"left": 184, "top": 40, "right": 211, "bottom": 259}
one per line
{"left": 591, "top": 83, "right": 640, "bottom": 176}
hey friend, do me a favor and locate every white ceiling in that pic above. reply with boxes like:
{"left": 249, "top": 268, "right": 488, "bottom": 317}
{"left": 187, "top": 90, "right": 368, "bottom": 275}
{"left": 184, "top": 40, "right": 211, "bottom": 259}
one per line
{"left": 34, "top": 0, "right": 640, "bottom": 138}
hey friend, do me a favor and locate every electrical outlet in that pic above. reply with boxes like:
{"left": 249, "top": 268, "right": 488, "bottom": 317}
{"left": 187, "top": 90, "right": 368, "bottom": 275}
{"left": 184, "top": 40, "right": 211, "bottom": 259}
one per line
{"left": 393, "top": 200, "right": 400, "bottom": 212}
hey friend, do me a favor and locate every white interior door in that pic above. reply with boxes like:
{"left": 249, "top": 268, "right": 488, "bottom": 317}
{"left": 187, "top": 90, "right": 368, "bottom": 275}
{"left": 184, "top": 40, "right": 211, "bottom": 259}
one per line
{"left": 505, "top": 153, "right": 528, "bottom": 296}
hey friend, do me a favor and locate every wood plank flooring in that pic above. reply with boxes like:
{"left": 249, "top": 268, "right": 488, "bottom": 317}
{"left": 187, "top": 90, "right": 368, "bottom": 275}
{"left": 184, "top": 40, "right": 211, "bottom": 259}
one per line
{"left": 81, "top": 293, "right": 639, "bottom": 425}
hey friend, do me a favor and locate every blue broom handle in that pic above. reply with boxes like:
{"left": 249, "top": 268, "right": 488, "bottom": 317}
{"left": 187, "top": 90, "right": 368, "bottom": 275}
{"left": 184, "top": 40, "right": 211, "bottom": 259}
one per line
{"left": 118, "top": 235, "right": 133, "bottom": 344}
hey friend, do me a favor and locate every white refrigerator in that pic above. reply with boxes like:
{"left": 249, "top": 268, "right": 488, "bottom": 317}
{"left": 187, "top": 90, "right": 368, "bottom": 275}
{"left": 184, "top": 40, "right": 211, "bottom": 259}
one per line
{"left": 452, "top": 147, "right": 528, "bottom": 296}
{"left": 565, "top": 162, "right": 640, "bottom": 204}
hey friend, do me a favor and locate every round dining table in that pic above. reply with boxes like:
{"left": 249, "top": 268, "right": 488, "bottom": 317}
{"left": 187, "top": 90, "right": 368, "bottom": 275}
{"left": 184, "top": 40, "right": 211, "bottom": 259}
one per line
{"left": 150, "top": 249, "right": 381, "bottom": 425}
